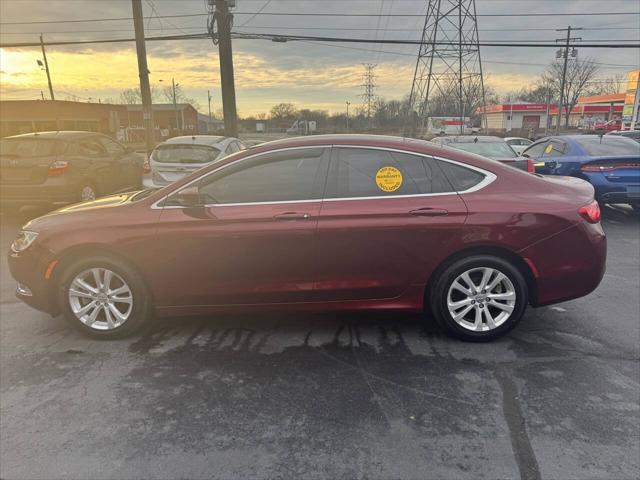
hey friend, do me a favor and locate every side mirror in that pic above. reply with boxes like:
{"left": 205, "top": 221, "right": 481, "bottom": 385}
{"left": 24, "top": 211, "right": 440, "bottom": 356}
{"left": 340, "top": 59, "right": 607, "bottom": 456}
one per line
{"left": 171, "top": 186, "right": 203, "bottom": 207}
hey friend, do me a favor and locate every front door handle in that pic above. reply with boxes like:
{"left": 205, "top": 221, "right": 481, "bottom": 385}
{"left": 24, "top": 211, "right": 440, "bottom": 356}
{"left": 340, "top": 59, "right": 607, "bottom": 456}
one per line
{"left": 409, "top": 207, "right": 449, "bottom": 217}
{"left": 274, "top": 212, "right": 310, "bottom": 220}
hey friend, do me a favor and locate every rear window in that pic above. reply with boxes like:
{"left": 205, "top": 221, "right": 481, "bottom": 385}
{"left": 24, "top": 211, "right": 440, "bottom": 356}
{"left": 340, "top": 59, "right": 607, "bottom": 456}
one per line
{"left": 576, "top": 136, "right": 640, "bottom": 156}
{"left": 448, "top": 141, "right": 517, "bottom": 159}
{"left": 0, "top": 138, "right": 57, "bottom": 157}
{"left": 152, "top": 144, "right": 221, "bottom": 164}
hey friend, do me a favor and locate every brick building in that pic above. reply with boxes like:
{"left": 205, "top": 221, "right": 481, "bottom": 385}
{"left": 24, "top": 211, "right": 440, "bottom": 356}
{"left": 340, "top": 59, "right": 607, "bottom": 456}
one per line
{"left": 0, "top": 100, "right": 204, "bottom": 141}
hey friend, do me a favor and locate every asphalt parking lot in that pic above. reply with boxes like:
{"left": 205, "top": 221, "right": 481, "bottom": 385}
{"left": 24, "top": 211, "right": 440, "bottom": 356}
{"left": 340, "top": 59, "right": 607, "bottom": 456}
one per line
{"left": 0, "top": 206, "right": 638, "bottom": 480}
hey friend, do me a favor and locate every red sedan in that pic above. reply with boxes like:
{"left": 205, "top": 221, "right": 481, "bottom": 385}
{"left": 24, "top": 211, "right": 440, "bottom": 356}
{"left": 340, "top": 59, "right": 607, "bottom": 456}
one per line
{"left": 8, "top": 135, "right": 606, "bottom": 341}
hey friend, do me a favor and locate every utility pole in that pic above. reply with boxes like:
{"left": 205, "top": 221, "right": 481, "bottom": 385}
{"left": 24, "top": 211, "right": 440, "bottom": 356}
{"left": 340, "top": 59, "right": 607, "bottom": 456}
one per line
{"left": 172, "top": 77, "right": 181, "bottom": 134}
{"left": 555, "top": 26, "right": 582, "bottom": 133}
{"left": 131, "top": 0, "right": 154, "bottom": 156}
{"left": 208, "top": 0, "right": 238, "bottom": 137}
{"left": 39, "top": 35, "right": 55, "bottom": 100}
{"left": 208, "top": 90, "right": 213, "bottom": 133}
{"left": 346, "top": 101, "right": 350, "bottom": 132}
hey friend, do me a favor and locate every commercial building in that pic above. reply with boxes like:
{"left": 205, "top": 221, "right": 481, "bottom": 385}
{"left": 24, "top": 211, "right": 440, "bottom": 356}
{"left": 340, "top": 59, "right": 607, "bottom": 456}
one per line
{"left": 0, "top": 100, "right": 217, "bottom": 140}
{"left": 478, "top": 93, "right": 625, "bottom": 133}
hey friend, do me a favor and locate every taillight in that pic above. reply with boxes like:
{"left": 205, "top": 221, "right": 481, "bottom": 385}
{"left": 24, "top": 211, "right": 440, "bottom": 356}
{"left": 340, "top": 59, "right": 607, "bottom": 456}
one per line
{"left": 47, "top": 160, "right": 69, "bottom": 177}
{"left": 581, "top": 161, "right": 640, "bottom": 172}
{"left": 578, "top": 200, "right": 601, "bottom": 224}
{"left": 143, "top": 159, "right": 151, "bottom": 174}
{"left": 526, "top": 159, "right": 535, "bottom": 174}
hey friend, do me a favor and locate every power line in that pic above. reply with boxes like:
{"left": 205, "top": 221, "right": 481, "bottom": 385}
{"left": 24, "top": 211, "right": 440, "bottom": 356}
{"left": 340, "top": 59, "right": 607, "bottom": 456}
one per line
{"left": 2, "top": 31, "right": 639, "bottom": 49}
{"left": 295, "top": 36, "right": 639, "bottom": 70}
{"left": 1, "top": 10, "right": 639, "bottom": 25}
{"left": 3, "top": 26, "right": 638, "bottom": 35}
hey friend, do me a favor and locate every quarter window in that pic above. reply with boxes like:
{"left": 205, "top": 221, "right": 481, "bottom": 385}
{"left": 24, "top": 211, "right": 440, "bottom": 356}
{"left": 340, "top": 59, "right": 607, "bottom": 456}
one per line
{"left": 437, "top": 161, "right": 486, "bottom": 192}
{"left": 195, "top": 147, "right": 328, "bottom": 204}
{"left": 326, "top": 148, "right": 452, "bottom": 198}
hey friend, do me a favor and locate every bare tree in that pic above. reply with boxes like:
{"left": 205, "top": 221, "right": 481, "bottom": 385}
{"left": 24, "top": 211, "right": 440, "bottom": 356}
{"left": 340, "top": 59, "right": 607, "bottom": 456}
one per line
{"left": 118, "top": 85, "right": 159, "bottom": 105}
{"left": 270, "top": 103, "right": 298, "bottom": 120}
{"left": 586, "top": 74, "right": 625, "bottom": 96}
{"left": 542, "top": 57, "right": 600, "bottom": 128}
{"left": 161, "top": 84, "right": 200, "bottom": 110}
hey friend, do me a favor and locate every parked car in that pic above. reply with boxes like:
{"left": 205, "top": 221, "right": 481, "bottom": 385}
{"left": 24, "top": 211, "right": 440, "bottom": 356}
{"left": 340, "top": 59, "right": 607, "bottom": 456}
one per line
{"left": 143, "top": 135, "right": 245, "bottom": 188}
{"left": 606, "top": 129, "right": 640, "bottom": 143}
{"left": 9, "top": 135, "right": 606, "bottom": 342}
{"left": 504, "top": 137, "right": 533, "bottom": 155}
{"left": 593, "top": 119, "right": 622, "bottom": 132}
{"left": 0, "top": 131, "right": 143, "bottom": 211}
{"left": 430, "top": 135, "right": 534, "bottom": 172}
{"left": 521, "top": 135, "right": 640, "bottom": 211}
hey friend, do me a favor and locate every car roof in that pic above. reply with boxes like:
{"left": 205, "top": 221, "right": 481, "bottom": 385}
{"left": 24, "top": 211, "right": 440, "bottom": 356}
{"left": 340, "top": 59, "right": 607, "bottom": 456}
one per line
{"left": 504, "top": 137, "right": 530, "bottom": 141}
{"left": 163, "top": 135, "right": 230, "bottom": 147}
{"left": 2, "top": 131, "right": 104, "bottom": 141}
{"left": 432, "top": 135, "right": 506, "bottom": 143}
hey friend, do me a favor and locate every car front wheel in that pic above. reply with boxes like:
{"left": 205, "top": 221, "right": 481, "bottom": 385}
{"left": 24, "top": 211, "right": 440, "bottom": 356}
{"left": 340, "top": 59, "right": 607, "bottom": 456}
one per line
{"left": 430, "top": 255, "right": 528, "bottom": 341}
{"left": 58, "top": 255, "right": 152, "bottom": 338}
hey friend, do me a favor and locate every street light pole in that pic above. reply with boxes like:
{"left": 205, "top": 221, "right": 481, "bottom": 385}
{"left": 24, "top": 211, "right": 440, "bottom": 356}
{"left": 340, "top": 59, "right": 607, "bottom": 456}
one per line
{"left": 208, "top": 90, "right": 213, "bottom": 133}
{"left": 346, "top": 101, "right": 350, "bottom": 132}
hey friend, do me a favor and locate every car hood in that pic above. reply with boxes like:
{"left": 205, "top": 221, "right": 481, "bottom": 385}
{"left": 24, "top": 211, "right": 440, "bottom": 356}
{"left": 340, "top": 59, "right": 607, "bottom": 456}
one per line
{"left": 22, "top": 190, "right": 149, "bottom": 233}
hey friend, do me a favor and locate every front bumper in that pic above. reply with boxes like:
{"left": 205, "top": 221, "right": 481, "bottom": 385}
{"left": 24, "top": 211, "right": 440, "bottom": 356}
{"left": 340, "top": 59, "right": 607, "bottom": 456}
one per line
{"left": 7, "top": 245, "right": 58, "bottom": 315}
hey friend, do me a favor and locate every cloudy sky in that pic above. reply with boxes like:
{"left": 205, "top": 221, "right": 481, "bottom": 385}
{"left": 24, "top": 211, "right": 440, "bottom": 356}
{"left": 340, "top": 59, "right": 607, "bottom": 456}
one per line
{"left": 0, "top": 0, "right": 638, "bottom": 115}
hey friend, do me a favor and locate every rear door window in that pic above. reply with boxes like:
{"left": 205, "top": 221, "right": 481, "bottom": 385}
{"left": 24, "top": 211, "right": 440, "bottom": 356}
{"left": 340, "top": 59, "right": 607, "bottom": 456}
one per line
{"left": 522, "top": 141, "right": 547, "bottom": 158}
{"left": 325, "top": 148, "right": 452, "bottom": 198}
{"left": 78, "top": 139, "right": 106, "bottom": 157}
{"left": 95, "top": 136, "right": 125, "bottom": 157}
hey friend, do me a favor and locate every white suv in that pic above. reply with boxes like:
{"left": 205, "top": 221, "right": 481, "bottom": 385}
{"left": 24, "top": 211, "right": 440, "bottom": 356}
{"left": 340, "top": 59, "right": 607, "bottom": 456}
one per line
{"left": 143, "top": 135, "right": 245, "bottom": 188}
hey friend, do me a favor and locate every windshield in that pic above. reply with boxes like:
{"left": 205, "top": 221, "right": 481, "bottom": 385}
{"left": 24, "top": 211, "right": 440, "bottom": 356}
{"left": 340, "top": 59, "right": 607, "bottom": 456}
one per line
{"left": 575, "top": 137, "right": 640, "bottom": 156}
{"left": 152, "top": 144, "right": 221, "bottom": 164}
{"left": 448, "top": 141, "right": 517, "bottom": 159}
{"left": 0, "top": 138, "right": 57, "bottom": 157}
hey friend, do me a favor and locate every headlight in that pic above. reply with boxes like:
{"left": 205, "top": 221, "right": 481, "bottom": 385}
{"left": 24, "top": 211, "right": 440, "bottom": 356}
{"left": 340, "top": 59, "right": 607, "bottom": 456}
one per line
{"left": 11, "top": 231, "right": 39, "bottom": 253}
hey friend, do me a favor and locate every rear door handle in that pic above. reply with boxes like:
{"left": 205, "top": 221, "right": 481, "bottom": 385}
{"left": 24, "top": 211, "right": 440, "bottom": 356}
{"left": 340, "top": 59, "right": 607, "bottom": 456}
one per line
{"left": 274, "top": 212, "right": 310, "bottom": 220}
{"left": 409, "top": 207, "right": 448, "bottom": 217}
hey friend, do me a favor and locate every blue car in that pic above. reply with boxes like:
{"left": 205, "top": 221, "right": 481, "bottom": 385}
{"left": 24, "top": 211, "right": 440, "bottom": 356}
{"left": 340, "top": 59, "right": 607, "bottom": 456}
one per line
{"left": 521, "top": 135, "right": 640, "bottom": 212}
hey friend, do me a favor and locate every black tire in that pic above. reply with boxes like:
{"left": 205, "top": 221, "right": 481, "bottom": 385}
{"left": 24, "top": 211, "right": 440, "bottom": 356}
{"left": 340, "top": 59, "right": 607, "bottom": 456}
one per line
{"left": 429, "top": 255, "right": 528, "bottom": 342}
{"left": 57, "top": 255, "right": 152, "bottom": 339}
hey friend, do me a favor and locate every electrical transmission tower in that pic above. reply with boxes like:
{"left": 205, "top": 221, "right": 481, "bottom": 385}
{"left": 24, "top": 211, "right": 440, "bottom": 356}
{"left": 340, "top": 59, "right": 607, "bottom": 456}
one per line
{"left": 408, "top": 0, "right": 486, "bottom": 135}
{"left": 361, "top": 63, "right": 377, "bottom": 126}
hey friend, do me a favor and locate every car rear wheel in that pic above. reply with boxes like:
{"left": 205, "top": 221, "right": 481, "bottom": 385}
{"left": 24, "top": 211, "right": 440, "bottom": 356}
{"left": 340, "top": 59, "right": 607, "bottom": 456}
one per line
{"left": 79, "top": 184, "right": 97, "bottom": 202}
{"left": 430, "top": 255, "right": 528, "bottom": 341}
{"left": 58, "top": 255, "right": 152, "bottom": 338}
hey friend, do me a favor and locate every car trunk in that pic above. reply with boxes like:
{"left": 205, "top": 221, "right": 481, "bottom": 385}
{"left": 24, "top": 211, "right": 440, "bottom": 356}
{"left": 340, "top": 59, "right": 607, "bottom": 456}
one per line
{"left": 540, "top": 175, "right": 595, "bottom": 206}
{"left": 580, "top": 156, "right": 640, "bottom": 183}
{"left": 0, "top": 139, "right": 58, "bottom": 185}
{"left": 152, "top": 164, "right": 205, "bottom": 185}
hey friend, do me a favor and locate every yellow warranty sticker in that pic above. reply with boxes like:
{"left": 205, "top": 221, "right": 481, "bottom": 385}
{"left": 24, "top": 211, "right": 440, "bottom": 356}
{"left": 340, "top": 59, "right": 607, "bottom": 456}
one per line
{"left": 375, "top": 166, "right": 403, "bottom": 192}
{"left": 545, "top": 144, "right": 553, "bottom": 154}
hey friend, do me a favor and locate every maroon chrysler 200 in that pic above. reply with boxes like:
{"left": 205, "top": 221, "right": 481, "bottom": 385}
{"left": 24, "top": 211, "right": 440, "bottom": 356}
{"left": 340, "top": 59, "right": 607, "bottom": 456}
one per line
{"left": 8, "top": 135, "right": 606, "bottom": 341}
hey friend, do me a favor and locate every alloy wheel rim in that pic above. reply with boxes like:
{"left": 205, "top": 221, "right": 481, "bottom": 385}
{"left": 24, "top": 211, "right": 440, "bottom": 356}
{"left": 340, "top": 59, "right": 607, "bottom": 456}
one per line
{"left": 68, "top": 268, "right": 133, "bottom": 331}
{"left": 446, "top": 267, "right": 516, "bottom": 332}
{"left": 81, "top": 186, "right": 96, "bottom": 201}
